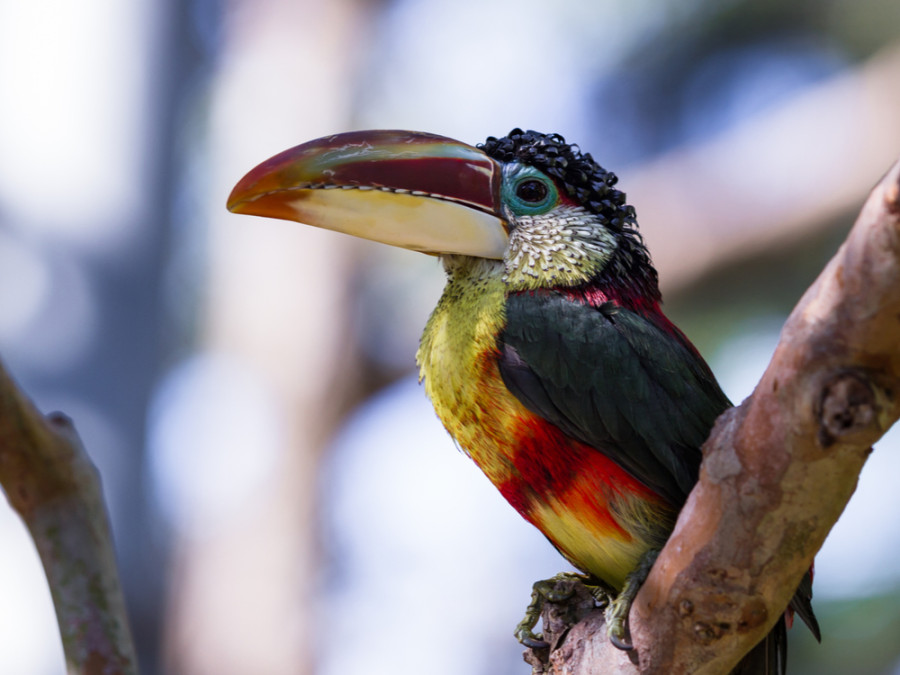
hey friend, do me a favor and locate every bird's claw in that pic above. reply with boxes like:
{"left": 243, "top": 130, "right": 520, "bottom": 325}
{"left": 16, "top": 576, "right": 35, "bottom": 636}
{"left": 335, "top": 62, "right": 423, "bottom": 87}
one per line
{"left": 608, "top": 631, "right": 634, "bottom": 651}
{"left": 605, "top": 598, "right": 634, "bottom": 651}
{"left": 515, "top": 628, "right": 550, "bottom": 650}
{"left": 515, "top": 573, "right": 589, "bottom": 648}
{"left": 515, "top": 565, "right": 656, "bottom": 653}
{"left": 514, "top": 587, "right": 547, "bottom": 649}
{"left": 586, "top": 582, "right": 614, "bottom": 609}
{"left": 604, "top": 548, "right": 659, "bottom": 652}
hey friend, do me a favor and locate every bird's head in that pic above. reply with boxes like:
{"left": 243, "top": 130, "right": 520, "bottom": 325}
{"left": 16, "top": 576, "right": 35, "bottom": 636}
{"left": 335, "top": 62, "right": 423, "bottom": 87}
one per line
{"left": 228, "top": 129, "right": 659, "bottom": 299}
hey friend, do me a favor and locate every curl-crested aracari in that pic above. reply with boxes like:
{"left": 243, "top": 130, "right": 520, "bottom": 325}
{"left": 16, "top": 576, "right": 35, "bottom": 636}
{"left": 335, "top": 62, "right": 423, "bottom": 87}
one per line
{"left": 228, "top": 128, "right": 819, "bottom": 673}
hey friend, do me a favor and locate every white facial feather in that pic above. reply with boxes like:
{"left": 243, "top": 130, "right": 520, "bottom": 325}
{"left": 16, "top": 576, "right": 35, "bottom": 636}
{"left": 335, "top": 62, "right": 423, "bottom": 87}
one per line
{"left": 503, "top": 205, "right": 617, "bottom": 290}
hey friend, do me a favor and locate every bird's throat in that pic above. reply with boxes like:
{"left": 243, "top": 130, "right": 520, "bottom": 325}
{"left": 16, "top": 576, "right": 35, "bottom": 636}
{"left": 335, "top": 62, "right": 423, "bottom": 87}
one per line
{"left": 417, "top": 256, "right": 514, "bottom": 484}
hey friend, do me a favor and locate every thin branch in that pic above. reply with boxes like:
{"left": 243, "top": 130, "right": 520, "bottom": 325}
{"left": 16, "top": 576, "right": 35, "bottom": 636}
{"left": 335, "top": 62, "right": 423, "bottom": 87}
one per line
{"left": 0, "top": 360, "right": 138, "bottom": 674}
{"left": 529, "top": 158, "right": 900, "bottom": 674}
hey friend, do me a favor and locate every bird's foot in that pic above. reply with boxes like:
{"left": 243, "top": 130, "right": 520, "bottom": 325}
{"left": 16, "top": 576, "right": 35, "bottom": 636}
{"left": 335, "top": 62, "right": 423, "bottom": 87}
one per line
{"left": 515, "top": 572, "right": 614, "bottom": 649}
{"left": 605, "top": 549, "right": 660, "bottom": 651}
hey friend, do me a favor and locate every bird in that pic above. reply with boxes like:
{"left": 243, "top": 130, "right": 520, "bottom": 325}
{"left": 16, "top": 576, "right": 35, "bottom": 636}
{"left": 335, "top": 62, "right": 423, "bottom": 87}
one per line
{"left": 228, "top": 128, "right": 819, "bottom": 673}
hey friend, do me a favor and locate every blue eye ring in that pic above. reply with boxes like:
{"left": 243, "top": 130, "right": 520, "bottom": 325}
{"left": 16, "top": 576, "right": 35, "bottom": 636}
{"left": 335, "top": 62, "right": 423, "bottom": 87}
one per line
{"left": 502, "top": 164, "right": 558, "bottom": 216}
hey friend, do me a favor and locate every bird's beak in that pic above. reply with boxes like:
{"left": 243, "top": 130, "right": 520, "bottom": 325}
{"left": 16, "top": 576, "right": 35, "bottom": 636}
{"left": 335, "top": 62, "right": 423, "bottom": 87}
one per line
{"left": 227, "top": 130, "right": 508, "bottom": 259}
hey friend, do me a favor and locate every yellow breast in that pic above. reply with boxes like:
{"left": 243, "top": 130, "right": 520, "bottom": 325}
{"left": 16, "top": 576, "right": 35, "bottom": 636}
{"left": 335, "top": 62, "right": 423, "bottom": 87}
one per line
{"left": 416, "top": 256, "right": 525, "bottom": 486}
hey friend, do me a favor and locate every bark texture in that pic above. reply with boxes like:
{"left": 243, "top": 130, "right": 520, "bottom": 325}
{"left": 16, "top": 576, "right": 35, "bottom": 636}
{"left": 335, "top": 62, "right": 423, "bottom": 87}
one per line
{"left": 0, "top": 363, "right": 137, "bottom": 674}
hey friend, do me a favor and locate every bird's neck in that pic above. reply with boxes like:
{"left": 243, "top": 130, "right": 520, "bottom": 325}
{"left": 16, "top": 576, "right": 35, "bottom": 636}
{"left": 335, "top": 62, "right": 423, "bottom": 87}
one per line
{"left": 557, "top": 277, "right": 659, "bottom": 315}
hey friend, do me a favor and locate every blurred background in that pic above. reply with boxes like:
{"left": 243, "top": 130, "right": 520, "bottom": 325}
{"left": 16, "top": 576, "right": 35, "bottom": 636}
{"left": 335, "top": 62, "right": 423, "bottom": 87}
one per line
{"left": 1, "top": 0, "right": 899, "bottom": 673}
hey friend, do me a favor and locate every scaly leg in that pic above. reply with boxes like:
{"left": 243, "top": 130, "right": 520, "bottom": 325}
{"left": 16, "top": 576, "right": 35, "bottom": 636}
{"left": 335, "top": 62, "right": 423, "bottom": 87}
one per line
{"left": 515, "top": 572, "right": 616, "bottom": 648}
{"left": 605, "top": 549, "right": 659, "bottom": 651}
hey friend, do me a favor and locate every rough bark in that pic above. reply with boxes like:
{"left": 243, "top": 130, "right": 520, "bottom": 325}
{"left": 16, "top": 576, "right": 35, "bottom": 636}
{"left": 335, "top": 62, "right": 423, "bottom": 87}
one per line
{"left": 0, "top": 362, "right": 138, "bottom": 674}
{"left": 524, "top": 159, "right": 900, "bottom": 674}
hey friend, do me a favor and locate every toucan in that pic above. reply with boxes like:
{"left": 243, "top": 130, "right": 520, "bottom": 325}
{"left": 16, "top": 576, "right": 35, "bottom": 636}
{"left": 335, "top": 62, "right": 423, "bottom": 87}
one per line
{"left": 228, "top": 128, "right": 819, "bottom": 673}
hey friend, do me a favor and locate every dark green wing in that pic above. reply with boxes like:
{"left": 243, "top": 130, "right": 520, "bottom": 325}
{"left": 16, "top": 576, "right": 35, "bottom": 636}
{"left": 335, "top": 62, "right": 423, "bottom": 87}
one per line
{"left": 498, "top": 291, "right": 731, "bottom": 506}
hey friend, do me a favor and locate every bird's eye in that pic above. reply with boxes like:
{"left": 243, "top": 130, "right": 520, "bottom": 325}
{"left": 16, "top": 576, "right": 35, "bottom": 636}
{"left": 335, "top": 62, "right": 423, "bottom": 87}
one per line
{"left": 502, "top": 164, "right": 559, "bottom": 217}
{"left": 516, "top": 180, "right": 548, "bottom": 203}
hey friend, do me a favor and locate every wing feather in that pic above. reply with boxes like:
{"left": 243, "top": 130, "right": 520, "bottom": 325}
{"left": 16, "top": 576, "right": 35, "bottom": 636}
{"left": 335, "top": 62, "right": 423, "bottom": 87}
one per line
{"left": 498, "top": 291, "right": 731, "bottom": 505}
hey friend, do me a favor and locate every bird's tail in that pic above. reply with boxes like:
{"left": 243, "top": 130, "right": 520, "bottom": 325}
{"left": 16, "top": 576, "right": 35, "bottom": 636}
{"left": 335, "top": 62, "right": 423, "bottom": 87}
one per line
{"left": 729, "top": 616, "right": 788, "bottom": 675}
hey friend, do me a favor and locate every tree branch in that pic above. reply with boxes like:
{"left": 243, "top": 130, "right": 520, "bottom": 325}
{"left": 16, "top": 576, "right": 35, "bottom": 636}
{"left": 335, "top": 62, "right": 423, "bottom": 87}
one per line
{"left": 527, "top": 158, "right": 900, "bottom": 674}
{"left": 0, "top": 360, "right": 138, "bottom": 674}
